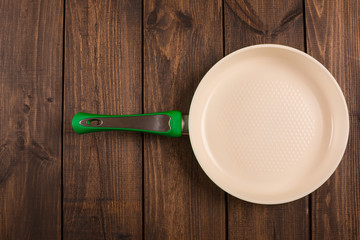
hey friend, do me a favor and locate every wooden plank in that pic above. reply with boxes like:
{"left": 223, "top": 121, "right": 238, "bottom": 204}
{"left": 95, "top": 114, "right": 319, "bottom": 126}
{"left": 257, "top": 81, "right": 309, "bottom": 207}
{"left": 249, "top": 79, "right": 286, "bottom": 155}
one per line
{"left": 143, "top": 0, "right": 225, "bottom": 239}
{"left": 305, "top": 0, "right": 360, "bottom": 239}
{"left": 63, "top": 0, "right": 142, "bottom": 239}
{"left": 0, "top": 0, "right": 63, "bottom": 239}
{"left": 224, "top": 0, "right": 309, "bottom": 239}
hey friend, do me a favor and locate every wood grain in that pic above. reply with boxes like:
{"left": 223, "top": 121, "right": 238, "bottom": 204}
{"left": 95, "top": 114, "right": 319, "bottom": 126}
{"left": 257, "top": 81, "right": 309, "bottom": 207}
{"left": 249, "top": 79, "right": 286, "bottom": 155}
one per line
{"left": 63, "top": 0, "right": 142, "bottom": 239}
{"left": 0, "top": 0, "right": 63, "bottom": 239}
{"left": 305, "top": 0, "right": 360, "bottom": 239}
{"left": 143, "top": 0, "right": 225, "bottom": 239}
{"left": 224, "top": 0, "right": 309, "bottom": 239}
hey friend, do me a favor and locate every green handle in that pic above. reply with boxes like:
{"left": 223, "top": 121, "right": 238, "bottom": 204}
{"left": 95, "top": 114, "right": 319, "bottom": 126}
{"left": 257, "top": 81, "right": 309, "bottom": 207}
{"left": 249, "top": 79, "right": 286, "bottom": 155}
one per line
{"left": 72, "top": 111, "right": 183, "bottom": 137}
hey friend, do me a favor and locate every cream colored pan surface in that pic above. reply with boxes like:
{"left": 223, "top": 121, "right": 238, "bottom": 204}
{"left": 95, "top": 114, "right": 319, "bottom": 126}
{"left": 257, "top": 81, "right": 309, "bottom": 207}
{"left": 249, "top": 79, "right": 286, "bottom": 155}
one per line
{"left": 189, "top": 44, "right": 349, "bottom": 204}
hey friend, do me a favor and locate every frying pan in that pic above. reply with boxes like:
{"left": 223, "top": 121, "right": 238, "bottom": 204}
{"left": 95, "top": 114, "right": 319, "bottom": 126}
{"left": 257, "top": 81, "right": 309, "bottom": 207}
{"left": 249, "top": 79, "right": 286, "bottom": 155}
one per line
{"left": 72, "top": 44, "right": 349, "bottom": 204}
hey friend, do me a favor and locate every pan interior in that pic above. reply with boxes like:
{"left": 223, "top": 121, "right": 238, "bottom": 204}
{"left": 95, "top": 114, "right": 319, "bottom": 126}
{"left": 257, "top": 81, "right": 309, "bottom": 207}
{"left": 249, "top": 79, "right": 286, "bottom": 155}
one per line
{"left": 189, "top": 45, "right": 349, "bottom": 204}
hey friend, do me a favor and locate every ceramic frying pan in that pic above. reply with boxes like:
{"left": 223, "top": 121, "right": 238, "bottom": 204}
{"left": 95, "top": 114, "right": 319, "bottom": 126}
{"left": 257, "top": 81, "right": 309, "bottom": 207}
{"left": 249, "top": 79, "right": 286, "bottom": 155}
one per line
{"left": 72, "top": 44, "right": 349, "bottom": 204}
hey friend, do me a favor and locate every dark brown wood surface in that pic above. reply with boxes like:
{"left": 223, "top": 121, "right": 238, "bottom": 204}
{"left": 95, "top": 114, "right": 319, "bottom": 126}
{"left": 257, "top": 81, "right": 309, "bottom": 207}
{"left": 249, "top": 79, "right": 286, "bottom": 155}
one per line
{"left": 305, "top": 0, "right": 360, "bottom": 239}
{"left": 143, "top": 0, "right": 226, "bottom": 239}
{"left": 224, "top": 1, "right": 309, "bottom": 239}
{"left": 0, "top": 0, "right": 63, "bottom": 239}
{"left": 63, "top": 0, "right": 142, "bottom": 239}
{"left": 0, "top": 0, "right": 359, "bottom": 239}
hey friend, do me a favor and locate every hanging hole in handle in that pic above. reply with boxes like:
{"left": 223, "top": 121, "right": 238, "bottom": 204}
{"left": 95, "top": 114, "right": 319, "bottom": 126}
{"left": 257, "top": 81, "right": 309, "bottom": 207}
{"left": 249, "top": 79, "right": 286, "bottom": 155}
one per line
{"left": 87, "top": 119, "right": 103, "bottom": 126}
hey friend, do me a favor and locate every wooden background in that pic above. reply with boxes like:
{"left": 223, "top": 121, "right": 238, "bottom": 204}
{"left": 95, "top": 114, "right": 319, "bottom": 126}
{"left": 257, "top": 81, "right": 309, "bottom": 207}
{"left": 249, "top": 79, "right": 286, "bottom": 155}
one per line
{"left": 0, "top": 0, "right": 359, "bottom": 239}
